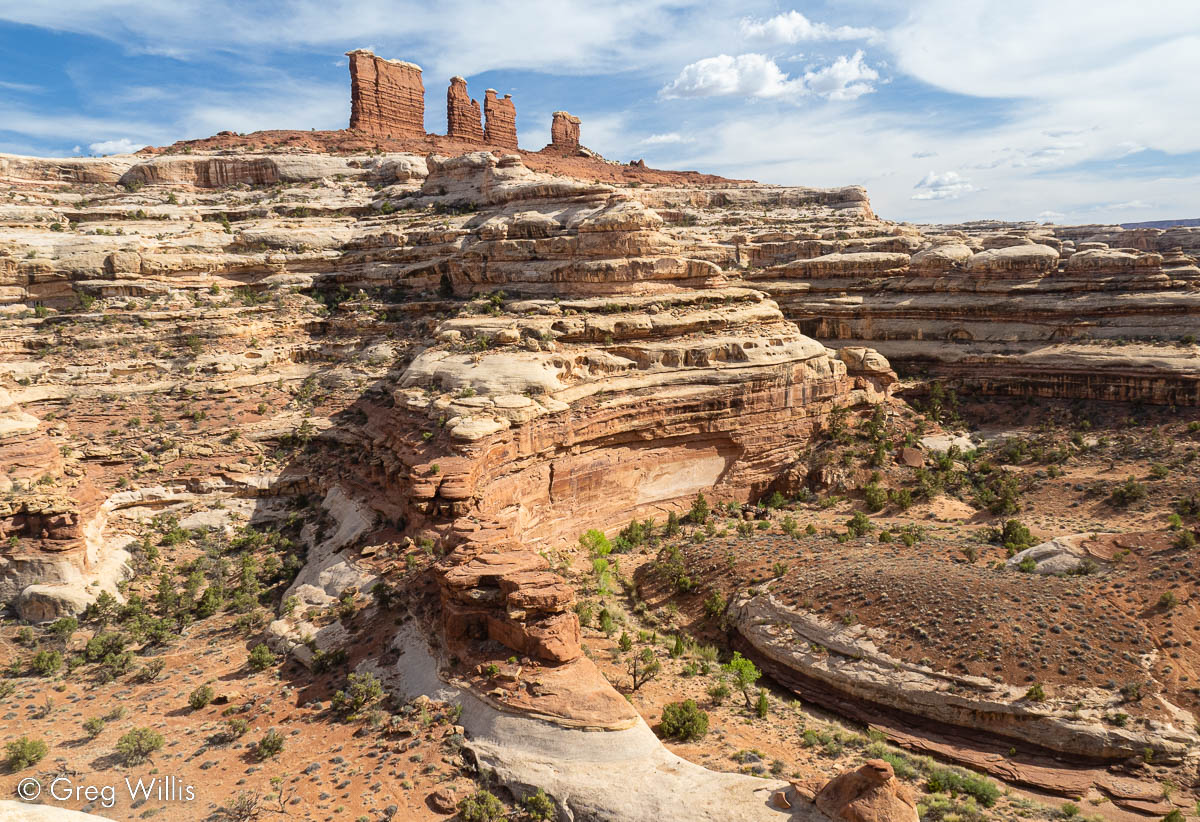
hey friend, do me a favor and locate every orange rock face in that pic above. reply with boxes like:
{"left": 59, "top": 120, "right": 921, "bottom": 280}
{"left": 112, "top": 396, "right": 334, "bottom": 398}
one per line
{"left": 438, "top": 548, "right": 580, "bottom": 663}
{"left": 815, "top": 760, "right": 918, "bottom": 822}
{"left": 550, "top": 111, "right": 581, "bottom": 151}
{"left": 346, "top": 49, "right": 425, "bottom": 138}
{"left": 483, "top": 89, "right": 518, "bottom": 149}
{"left": 447, "top": 77, "right": 484, "bottom": 143}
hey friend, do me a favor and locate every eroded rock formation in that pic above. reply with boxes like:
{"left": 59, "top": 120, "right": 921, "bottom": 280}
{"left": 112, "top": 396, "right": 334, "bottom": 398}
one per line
{"left": 550, "top": 111, "right": 581, "bottom": 152}
{"left": 815, "top": 760, "right": 919, "bottom": 822}
{"left": 447, "top": 76, "right": 484, "bottom": 143}
{"left": 346, "top": 49, "right": 425, "bottom": 138}
{"left": 483, "top": 89, "right": 518, "bottom": 149}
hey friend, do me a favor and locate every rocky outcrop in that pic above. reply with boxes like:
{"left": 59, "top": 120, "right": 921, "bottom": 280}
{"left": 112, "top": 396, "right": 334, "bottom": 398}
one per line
{"left": 447, "top": 76, "right": 484, "bottom": 143}
{"left": 346, "top": 49, "right": 425, "bottom": 138}
{"left": 550, "top": 111, "right": 581, "bottom": 152}
{"left": 439, "top": 549, "right": 579, "bottom": 663}
{"left": 815, "top": 760, "right": 918, "bottom": 822}
{"left": 729, "top": 590, "right": 1196, "bottom": 762}
{"left": 484, "top": 89, "right": 518, "bottom": 149}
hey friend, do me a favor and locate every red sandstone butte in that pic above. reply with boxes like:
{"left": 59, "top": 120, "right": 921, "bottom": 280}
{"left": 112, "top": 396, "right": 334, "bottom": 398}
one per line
{"left": 550, "top": 110, "right": 581, "bottom": 151}
{"left": 346, "top": 49, "right": 425, "bottom": 138}
{"left": 447, "top": 76, "right": 484, "bottom": 142}
{"left": 483, "top": 89, "right": 518, "bottom": 149}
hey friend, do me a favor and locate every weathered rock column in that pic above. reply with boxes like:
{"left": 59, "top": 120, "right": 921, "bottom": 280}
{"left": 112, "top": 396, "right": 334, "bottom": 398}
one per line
{"left": 550, "top": 111, "right": 581, "bottom": 151}
{"left": 345, "top": 49, "right": 425, "bottom": 138}
{"left": 447, "top": 76, "right": 484, "bottom": 142}
{"left": 483, "top": 89, "right": 518, "bottom": 149}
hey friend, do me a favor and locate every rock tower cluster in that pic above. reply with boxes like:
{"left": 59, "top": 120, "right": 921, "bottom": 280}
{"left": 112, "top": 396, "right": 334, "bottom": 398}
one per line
{"left": 346, "top": 49, "right": 584, "bottom": 153}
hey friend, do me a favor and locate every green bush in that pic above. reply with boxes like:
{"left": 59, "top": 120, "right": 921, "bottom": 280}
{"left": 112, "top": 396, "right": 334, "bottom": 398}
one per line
{"left": 523, "top": 789, "right": 556, "bottom": 821}
{"left": 254, "top": 728, "right": 285, "bottom": 760}
{"left": 116, "top": 728, "right": 164, "bottom": 764}
{"left": 755, "top": 689, "right": 770, "bottom": 718}
{"left": 688, "top": 492, "right": 710, "bottom": 524}
{"left": 925, "top": 766, "right": 1000, "bottom": 807}
{"left": 331, "top": 672, "right": 383, "bottom": 718}
{"left": 579, "top": 529, "right": 611, "bottom": 557}
{"left": 5, "top": 736, "right": 47, "bottom": 770}
{"left": 83, "top": 716, "right": 106, "bottom": 738}
{"left": 846, "top": 512, "right": 874, "bottom": 537}
{"left": 862, "top": 483, "right": 887, "bottom": 513}
{"left": 247, "top": 643, "right": 276, "bottom": 672}
{"left": 659, "top": 699, "right": 709, "bottom": 741}
{"left": 1110, "top": 477, "right": 1148, "bottom": 506}
{"left": 458, "top": 790, "right": 505, "bottom": 822}
{"left": 32, "top": 650, "right": 62, "bottom": 677}
{"left": 188, "top": 684, "right": 214, "bottom": 710}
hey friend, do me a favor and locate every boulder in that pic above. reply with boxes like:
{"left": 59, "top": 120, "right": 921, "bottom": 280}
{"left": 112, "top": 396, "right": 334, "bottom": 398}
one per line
{"left": 815, "top": 760, "right": 918, "bottom": 822}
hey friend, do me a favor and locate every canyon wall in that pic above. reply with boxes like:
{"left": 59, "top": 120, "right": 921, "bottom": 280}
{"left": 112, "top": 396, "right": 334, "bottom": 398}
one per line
{"left": 345, "top": 49, "right": 425, "bottom": 138}
{"left": 484, "top": 89, "right": 518, "bottom": 149}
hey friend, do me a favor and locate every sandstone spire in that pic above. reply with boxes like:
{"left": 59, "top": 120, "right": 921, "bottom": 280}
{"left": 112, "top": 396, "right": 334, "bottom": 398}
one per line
{"left": 447, "top": 76, "right": 484, "bottom": 142}
{"left": 345, "top": 49, "right": 425, "bottom": 138}
{"left": 483, "top": 89, "right": 518, "bottom": 149}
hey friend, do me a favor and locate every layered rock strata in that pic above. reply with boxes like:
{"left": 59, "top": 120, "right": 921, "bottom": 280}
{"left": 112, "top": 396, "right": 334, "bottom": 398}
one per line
{"left": 483, "top": 89, "right": 518, "bottom": 149}
{"left": 346, "top": 49, "right": 425, "bottom": 138}
{"left": 550, "top": 111, "right": 581, "bottom": 152}
{"left": 447, "top": 76, "right": 484, "bottom": 142}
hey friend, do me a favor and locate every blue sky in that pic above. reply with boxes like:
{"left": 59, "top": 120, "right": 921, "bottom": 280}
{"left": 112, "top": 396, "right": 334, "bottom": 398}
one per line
{"left": 1, "top": 1, "right": 1198, "bottom": 224}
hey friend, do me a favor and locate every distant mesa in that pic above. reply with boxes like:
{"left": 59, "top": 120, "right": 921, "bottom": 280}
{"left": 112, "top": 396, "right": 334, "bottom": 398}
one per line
{"left": 345, "top": 48, "right": 586, "bottom": 156}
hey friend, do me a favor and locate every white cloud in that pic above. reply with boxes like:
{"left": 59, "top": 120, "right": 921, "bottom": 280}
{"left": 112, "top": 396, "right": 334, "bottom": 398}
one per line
{"left": 0, "top": 79, "right": 41, "bottom": 92}
{"left": 640, "top": 132, "right": 692, "bottom": 145}
{"left": 661, "top": 51, "right": 878, "bottom": 101}
{"left": 660, "top": 53, "right": 803, "bottom": 99}
{"left": 911, "top": 171, "right": 978, "bottom": 200}
{"left": 740, "top": 10, "right": 880, "bottom": 44}
{"left": 802, "top": 50, "right": 878, "bottom": 100}
{"left": 87, "top": 137, "right": 145, "bottom": 155}
{"left": 1037, "top": 210, "right": 1065, "bottom": 221}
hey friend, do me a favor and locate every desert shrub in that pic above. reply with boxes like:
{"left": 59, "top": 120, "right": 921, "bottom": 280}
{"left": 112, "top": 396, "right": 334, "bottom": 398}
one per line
{"left": 523, "top": 789, "right": 556, "bottom": 821}
{"left": 863, "top": 483, "right": 887, "bottom": 513}
{"left": 1111, "top": 477, "right": 1148, "bottom": 506}
{"left": 331, "top": 672, "right": 383, "bottom": 718}
{"left": 660, "top": 699, "right": 709, "bottom": 741}
{"left": 458, "top": 790, "right": 505, "bottom": 822}
{"left": 708, "top": 682, "right": 731, "bottom": 705}
{"left": 5, "top": 736, "right": 47, "bottom": 770}
{"left": 579, "top": 529, "right": 611, "bottom": 557}
{"left": 1024, "top": 683, "right": 1046, "bottom": 701}
{"left": 32, "top": 650, "right": 62, "bottom": 677}
{"left": 925, "top": 766, "right": 1000, "bottom": 807}
{"left": 83, "top": 716, "right": 106, "bottom": 738}
{"left": 688, "top": 492, "right": 710, "bottom": 524}
{"left": 254, "top": 728, "right": 284, "bottom": 759}
{"left": 704, "top": 590, "right": 726, "bottom": 619}
{"left": 755, "top": 689, "right": 770, "bottom": 718}
{"left": 247, "top": 643, "right": 276, "bottom": 672}
{"left": 846, "top": 512, "right": 874, "bottom": 537}
{"left": 188, "top": 684, "right": 214, "bottom": 710}
{"left": 116, "top": 728, "right": 164, "bottom": 764}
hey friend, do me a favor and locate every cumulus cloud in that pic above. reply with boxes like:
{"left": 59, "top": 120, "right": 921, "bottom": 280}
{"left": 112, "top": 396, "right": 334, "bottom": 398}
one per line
{"left": 740, "top": 10, "right": 880, "bottom": 44}
{"left": 661, "top": 51, "right": 878, "bottom": 100}
{"left": 802, "top": 50, "right": 878, "bottom": 100}
{"left": 87, "top": 137, "right": 146, "bottom": 155}
{"left": 660, "top": 53, "right": 803, "bottom": 99}
{"left": 911, "top": 171, "right": 978, "bottom": 200}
